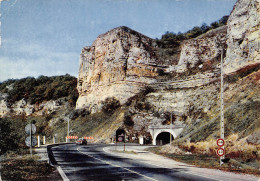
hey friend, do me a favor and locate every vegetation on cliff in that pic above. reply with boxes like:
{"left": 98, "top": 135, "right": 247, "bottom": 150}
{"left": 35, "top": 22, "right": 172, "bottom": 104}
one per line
{"left": 0, "top": 74, "right": 78, "bottom": 106}
{"left": 156, "top": 15, "right": 229, "bottom": 49}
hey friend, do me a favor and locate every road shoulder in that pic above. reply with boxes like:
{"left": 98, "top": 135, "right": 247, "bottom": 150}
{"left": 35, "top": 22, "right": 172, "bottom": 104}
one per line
{"left": 103, "top": 145, "right": 260, "bottom": 181}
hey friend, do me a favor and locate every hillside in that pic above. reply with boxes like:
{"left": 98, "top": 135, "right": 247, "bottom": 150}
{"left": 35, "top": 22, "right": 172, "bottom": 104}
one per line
{"left": 0, "top": 0, "right": 259, "bottom": 158}
{"left": 76, "top": 0, "right": 259, "bottom": 145}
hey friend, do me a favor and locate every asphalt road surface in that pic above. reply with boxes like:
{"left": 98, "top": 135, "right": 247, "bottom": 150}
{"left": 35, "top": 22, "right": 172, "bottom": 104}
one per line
{"left": 48, "top": 144, "right": 219, "bottom": 181}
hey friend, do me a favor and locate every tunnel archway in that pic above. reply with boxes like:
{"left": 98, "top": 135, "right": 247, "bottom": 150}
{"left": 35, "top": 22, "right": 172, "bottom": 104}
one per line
{"left": 116, "top": 129, "right": 125, "bottom": 142}
{"left": 155, "top": 132, "right": 174, "bottom": 145}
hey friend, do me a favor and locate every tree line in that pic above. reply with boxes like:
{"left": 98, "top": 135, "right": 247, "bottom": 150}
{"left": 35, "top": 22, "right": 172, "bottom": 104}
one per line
{"left": 157, "top": 15, "right": 229, "bottom": 48}
{"left": 0, "top": 74, "right": 79, "bottom": 106}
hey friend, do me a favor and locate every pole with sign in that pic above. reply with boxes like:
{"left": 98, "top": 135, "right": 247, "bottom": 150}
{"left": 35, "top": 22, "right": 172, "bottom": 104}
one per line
{"left": 25, "top": 121, "right": 37, "bottom": 157}
{"left": 219, "top": 50, "right": 225, "bottom": 165}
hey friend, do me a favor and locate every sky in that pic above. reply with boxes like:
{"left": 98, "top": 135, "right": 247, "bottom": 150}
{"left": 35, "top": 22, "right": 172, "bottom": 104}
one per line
{"left": 0, "top": 0, "right": 237, "bottom": 82}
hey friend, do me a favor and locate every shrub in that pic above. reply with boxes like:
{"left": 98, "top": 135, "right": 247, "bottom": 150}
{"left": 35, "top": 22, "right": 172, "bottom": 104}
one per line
{"left": 124, "top": 115, "right": 134, "bottom": 127}
{"left": 101, "top": 97, "right": 121, "bottom": 114}
{"left": 0, "top": 117, "right": 26, "bottom": 154}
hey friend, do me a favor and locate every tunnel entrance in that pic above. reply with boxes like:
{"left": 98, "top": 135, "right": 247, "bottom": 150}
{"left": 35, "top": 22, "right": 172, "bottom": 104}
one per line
{"left": 116, "top": 129, "right": 125, "bottom": 142}
{"left": 156, "top": 132, "right": 174, "bottom": 145}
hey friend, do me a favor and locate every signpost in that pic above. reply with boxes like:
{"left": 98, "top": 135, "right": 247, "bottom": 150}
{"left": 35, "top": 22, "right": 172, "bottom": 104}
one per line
{"left": 25, "top": 136, "right": 37, "bottom": 147}
{"left": 217, "top": 138, "right": 225, "bottom": 147}
{"left": 216, "top": 148, "right": 225, "bottom": 157}
{"left": 117, "top": 133, "right": 125, "bottom": 151}
{"left": 25, "top": 124, "right": 36, "bottom": 135}
{"left": 25, "top": 121, "right": 36, "bottom": 157}
{"left": 219, "top": 49, "right": 225, "bottom": 165}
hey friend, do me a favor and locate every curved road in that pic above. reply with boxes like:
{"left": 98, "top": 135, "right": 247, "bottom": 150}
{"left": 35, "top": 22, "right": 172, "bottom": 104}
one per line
{"left": 48, "top": 144, "right": 219, "bottom": 181}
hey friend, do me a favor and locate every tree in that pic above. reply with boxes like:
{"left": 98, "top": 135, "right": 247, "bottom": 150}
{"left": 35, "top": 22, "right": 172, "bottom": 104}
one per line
{"left": 201, "top": 23, "right": 210, "bottom": 33}
{"left": 0, "top": 118, "right": 24, "bottom": 154}
{"left": 101, "top": 97, "right": 121, "bottom": 114}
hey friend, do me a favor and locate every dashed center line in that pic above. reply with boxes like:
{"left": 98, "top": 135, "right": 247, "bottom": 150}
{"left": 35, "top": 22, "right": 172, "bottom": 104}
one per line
{"left": 77, "top": 147, "right": 159, "bottom": 181}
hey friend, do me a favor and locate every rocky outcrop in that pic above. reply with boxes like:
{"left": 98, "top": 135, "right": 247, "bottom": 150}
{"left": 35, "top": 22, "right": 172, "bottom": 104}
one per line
{"left": 77, "top": 0, "right": 260, "bottom": 114}
{"left": 0, "top": 97, "right": 70, "bottom": 117}
{"left": 76, "top": 0, "right": 260, "bottom": 143}
{"left": 77, "top": 26, "right": 161, "bottom": 111}
{"left": 76, "top": 25, "right": 227, "bottom": 113}
{"left": 175, "top": 26, "right": 227, "bottom": 73}
{"left": 225, "top": 0, "right": 260, "bottom": 74}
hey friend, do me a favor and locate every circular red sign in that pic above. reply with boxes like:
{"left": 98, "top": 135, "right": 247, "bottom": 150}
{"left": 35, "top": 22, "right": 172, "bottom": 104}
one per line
{"left": 216, "top": 148, "right": 225, "bottom": 157}
{"left": 217, "top": 138, "right": 225, "bottom": 147}
{"left": 118, "top": 137, "right": 123, "bottom": 142}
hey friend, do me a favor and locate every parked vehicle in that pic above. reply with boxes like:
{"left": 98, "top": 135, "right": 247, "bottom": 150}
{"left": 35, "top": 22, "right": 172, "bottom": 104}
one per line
{"left": 76, "top": 138, "right": 87, "bottom": 145}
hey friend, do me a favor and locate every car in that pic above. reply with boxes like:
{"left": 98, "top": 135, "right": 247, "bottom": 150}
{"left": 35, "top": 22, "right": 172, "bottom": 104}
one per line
{"left": 76, "top": 138, "right": 87, "bottom": 145}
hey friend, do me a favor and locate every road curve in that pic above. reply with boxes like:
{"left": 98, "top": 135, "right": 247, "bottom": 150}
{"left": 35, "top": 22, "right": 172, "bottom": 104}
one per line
{"left": 48, "top": 143, "right": 219, "bottom": 181}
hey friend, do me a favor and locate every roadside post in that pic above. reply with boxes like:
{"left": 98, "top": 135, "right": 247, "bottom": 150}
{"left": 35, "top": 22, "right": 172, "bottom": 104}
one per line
{"left": 43, "top": 136, "right": 46, "bottom": 145}
{"left": 38, "top": 135, "right": 40, "bottom": 147}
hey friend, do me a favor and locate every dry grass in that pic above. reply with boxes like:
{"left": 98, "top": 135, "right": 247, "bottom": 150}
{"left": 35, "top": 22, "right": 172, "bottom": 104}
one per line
{"left": 1, "top": 153, "right": 57, "bottom": 181}
{"left": 178, "top": 134, "right": 260, "bottom": 160}
{"left": 147, "top": 139, "right": 260, "bottom": 176}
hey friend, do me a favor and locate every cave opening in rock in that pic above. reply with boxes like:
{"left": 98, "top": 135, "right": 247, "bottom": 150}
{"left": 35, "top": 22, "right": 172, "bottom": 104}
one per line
{"left": 156, "top": 132, "right": 174, "bottom": 145}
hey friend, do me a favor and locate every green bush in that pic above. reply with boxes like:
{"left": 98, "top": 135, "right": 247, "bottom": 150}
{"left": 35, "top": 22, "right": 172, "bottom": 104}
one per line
{"left": 101, "top": 97, "right": 121, "bottom": 114}
{"left": 124, "top": 115, "right": 134, "bottom": 127}
{"left": 0, "top": 117, "right": 26, "bottom": 154}
{"left": 157, "top": 15, "right": 229, "bottom": 49}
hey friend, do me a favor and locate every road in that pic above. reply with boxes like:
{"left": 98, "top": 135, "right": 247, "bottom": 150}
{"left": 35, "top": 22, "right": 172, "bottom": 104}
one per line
{"left": 48, "top": 144, "right": 214, "bottom": 181}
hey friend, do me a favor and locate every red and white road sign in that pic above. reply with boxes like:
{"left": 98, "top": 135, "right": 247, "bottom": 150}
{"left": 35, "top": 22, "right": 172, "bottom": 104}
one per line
{"left": 217, "top": 138, "right": 225, "bottom": 147}
{"left": 84, "top": 136, "right": 94, "bottom": 139}
{"left": 216, "top": 148, "right": 225, "bottom": 157}
{"left": 66, "top": 136, "right": 78, "bottom": 139}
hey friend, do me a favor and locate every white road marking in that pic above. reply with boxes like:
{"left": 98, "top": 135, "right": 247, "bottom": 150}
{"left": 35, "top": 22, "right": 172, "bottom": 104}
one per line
{"left": 77, "top": 147, "right": 159, "bottom": 181}
{"left": 102, "top": 146, "right": 222, "bottom": 181}
{"left": 57, "top": 166, "right": 70, "bottom": 181}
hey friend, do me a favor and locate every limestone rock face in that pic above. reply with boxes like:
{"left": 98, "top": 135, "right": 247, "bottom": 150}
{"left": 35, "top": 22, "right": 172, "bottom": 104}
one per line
{"left": 0, "top": 97, "right": 69, "bottom": 117}
{"left": 77, "top": 26, "right": 160, "bottom": 111}
{"left": 225, "top": 0, "right": 260, "bottom": 74}
{"left": 74, "top": 0, "right": 259, "bottom": 142}
{"left": 176, "top": 26, "right": 227, "bottom": 73}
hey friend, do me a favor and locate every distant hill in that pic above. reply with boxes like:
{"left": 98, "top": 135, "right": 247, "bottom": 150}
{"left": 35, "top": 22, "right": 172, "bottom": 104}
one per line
{"left": 0, "top": 74, "right": 78, "bottom": 106}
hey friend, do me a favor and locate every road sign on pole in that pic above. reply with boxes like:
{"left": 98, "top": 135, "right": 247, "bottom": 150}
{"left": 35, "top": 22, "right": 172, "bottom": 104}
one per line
{"left": 216, "top": 148, "right": 225, "bottom": 157}
{"left": 217, "top": 138, "right": 225, "bottom": 147}
{"left": 25, "top": 124, "right": 36, "bottom": 135}
{"left": 25, "top": 136, "right": 37, "bottom": 147}
{"left": 25, "top": 121, "right": 36, "bottom": 157}
{"left": 220, "top": 49, "right": 225, "bottom": 165}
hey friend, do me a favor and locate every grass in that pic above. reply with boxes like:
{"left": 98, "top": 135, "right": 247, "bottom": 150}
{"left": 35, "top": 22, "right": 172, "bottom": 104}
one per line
{"left": 146, "top": 142, "right": 260, "bottom": 176}
{"left": 1, "top": 153, "right": 58, "bottom": 181}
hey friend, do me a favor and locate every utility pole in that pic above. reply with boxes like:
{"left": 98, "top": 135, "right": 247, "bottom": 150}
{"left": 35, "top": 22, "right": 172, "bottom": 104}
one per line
{"left": 170, "top": 113, "right": 172, "bottom": 144}
{"left": 220, "top": 49, "right": 225, "bottom": 165}
{"left": 30, "top": 121, "right": 32, "bottom": 157}
{"left": 67, "top": 118, "right": 70, "bottom": 143}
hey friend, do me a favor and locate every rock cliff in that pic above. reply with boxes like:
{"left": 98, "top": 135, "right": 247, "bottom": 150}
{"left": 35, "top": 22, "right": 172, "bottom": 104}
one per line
{"left": 76, "top": 0, "right": 259, "bottom": 142}
{"left": 225, "top": 0, "right": 260, "bottom": 74}
{"left": 175, "top": 26, "right": 227, "bottom": 73}
{"left": 77, "top": 26, "right": 161, "bottom": 112}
